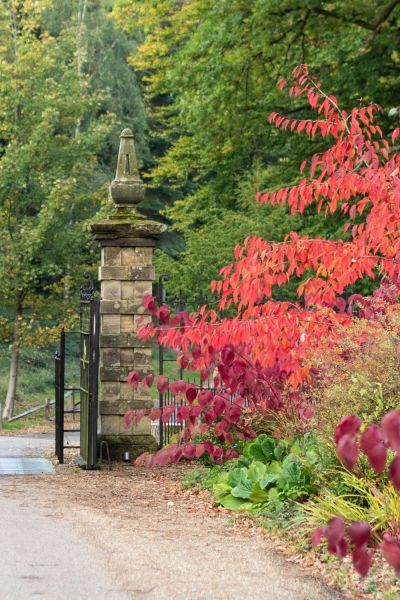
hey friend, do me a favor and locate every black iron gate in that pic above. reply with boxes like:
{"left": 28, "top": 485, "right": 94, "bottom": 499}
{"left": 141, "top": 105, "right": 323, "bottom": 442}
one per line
{"left": 55, "top": 329, "right": 80, "bottom": 463}
{"left": 55, "top": 280, "right": 100, "bottom": 468}
{"left": 55, "top": 328, "right": 66, "bottom": 463}
{"left": 78, "top": 283, "right": 100, "bottom": 469}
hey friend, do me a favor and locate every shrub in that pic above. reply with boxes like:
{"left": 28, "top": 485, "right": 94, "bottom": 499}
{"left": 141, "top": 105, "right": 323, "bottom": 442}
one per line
{"left": 301, "top": 471, "right": 400, "bottom": 543}
{"left": 127, "top": 66, "right": 400, "bottom": 468}
{"left": 310, "top": 411, "right": 400, "bottom": 577}
{"left": 306, "top": 304, "right": 400, "bottom": 436}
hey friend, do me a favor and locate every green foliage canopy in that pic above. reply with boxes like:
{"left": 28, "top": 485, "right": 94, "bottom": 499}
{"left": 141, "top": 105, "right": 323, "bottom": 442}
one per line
{"left": 113, "top": 0, "right": 400, "bottom": 295}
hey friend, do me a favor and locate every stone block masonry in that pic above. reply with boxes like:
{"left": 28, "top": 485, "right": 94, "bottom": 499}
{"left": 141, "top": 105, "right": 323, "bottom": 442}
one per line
{"left": 91, "top": 128, "right": 166, "bottom": 460}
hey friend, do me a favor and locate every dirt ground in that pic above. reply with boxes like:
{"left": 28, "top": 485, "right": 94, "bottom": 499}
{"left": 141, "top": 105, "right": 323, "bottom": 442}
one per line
{"left": 0, "top": 460, "right": 349, "bottom": 600}
{"left": 1, "top": 428, "right": 398, "bottom": 599}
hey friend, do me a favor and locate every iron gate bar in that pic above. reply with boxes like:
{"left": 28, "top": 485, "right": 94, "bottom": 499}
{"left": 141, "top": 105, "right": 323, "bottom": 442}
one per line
{"left": 55, "top": 336, "right": 81, "bottom": 463}
{"left": 155, "top": 276, "right": 187, "bottom": 449}
{"left": 55, "top": 328, "right": 65, "bottom": 464}
{"left": 78, "top": 291, "right": 100, "bottom": 470}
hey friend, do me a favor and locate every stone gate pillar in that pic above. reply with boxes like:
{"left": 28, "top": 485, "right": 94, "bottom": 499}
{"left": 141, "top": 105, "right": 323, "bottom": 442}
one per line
{"left": 91, "top": 129, "right": 165, "bottom": 459}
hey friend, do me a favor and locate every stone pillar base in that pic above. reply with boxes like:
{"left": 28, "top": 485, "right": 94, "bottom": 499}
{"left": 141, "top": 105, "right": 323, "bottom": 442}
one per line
{"left": 99, "top": 434, "right": 158, "bottom": 461}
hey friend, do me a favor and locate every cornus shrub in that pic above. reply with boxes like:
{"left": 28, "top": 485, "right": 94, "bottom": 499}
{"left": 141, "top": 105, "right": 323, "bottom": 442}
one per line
{"left": 313, "top": 411, "right": 400, "bottom": 577}
{"left": 126, "top": 64, "right": 400, "bottom": 466}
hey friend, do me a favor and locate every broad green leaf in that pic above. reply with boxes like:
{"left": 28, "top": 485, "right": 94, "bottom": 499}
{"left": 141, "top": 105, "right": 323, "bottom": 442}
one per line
{"left": 212, "top": 482, "right": 231, "bottom": 500}
{"left": 274, "top": 440, "right": 291, "bottom": 460}
{"left": 231, "top": 478, "right": 254, "bottom": 499}
{"left": 227, "top": 467, "right": 248, "bottom": 488}
{"left": 259, "top": 473, "right": 280, "bottom": 490}
{"left": 259, "top": 436, "right": 276, "bottom": 461}
{"left": 247, "top": 461, "right": 267, "bottom": 482}
{"left": 219, "top": 495, "right": 253, "bottom": 511}
{"left": 249, "top": 483, "right": 269, "bottom": 503}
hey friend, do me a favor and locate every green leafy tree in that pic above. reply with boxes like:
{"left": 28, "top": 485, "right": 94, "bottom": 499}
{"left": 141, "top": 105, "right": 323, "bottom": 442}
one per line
{"left": 113, "top": 0, "right": 400, "bottom": 295}
{"left": 0, "top": 0, "right": 114, "bottom": 419}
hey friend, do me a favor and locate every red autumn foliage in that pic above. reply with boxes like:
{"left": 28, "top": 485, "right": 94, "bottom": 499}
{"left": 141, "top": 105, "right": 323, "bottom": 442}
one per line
{"left": 360, "top": 425, "right": 387, "bottom": 473}
{"left": 125, "top": 64, "right": 400, "bottom": 468}
{"left": 314, "top": 409, "right": 400, "bottom": 577}
{"left": 313, "top": 517, "right": 375, "bottom": 576}
{"left": 334, "top": 413, "right": 400, "bottom": 489}
{"left": 380, "top": 535, "right": 400, "bottom": 577}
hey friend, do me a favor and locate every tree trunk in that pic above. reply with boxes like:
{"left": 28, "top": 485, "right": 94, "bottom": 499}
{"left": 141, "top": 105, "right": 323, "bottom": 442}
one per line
{"left": 3, "top": 299, "right": 23, "bottom": 421}
{"left": 74, "top": 0, "right": 88, "bottom": 137}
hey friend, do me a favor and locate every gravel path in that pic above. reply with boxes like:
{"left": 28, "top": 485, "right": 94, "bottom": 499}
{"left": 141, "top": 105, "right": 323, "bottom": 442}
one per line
{"left": 0, "top": 433, "right": 344, "bottom": 600}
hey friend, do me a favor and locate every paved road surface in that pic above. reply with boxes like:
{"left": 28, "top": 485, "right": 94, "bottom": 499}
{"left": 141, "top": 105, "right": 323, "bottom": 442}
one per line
{"left": 0, "top": 433, "right": 125, "bottom": 599}
{"left": 0, "top": 434, "right": 344, "bottom": 600}
{"left": 0, "top": 481, "right": 127, "bottom": 599}
{"left": 0, "top": 431, "right": 78, "bottom": 457}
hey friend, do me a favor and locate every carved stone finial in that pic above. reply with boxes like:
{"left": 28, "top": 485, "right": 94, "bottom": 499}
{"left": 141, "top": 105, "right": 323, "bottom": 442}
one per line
{"left": 109, "top": 128, "right": 145, "bottom": 208}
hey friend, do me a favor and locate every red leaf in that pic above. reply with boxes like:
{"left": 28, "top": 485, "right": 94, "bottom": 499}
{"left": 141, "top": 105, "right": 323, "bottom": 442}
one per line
{"left": 381, "top": 411, "right": 400, "bottom": 450}
{"left": 226, "top": 403, "right": 242, "bottom": 424}
{"left": 185, "top": 384, "right": 198, "bottom": 403}
{"left": 380, "top": 535, "right": 400, "bottom": 576}
{"left": 177, "top": 405, "right": 190, "bottom": 422}
{"left": 198, "top": 389, "right": 213, "bottom": 407}
{"left": 134, "top": 409, "right": 145, "bottom": 425}
{"left": 127, "top": 371, "right": 139, "bottom": 391}
{"left": 157, "top": 449, "right": 174, "bottom": 466}
{"left": 337, "top": 434, "right": 359, "bottom": 470}
{"left": 277, "top": 78, "right": 287, "bottom": 90}
{"left": 221, "top": 345, "right": 235, "bottom": 366}
{"left": 134, "top": 452, "right": 151, "bottom": 467}
{"left": 157, "top": 305, "right": 170, "bottom": 324}
{"left": 311, "top": 527, "right": 326, "bottom": 546}
{"left": 156, "top": 375, "right": 169, "bottom": 393}
{"left": 334, "top": 415, "right": 362, "bottom": 443}
{"left": 195, "top": 443, "right": 206, "bottom": 458}
{"left": 224, "top": 448, "right": 239, "bottom": 460}
{"left": 143, "top": 294, "right": 158, "bottom": 315}
{"left": 200, "top": 368, "right": 210, "bottom": 382}
{"left": 170, "top": 379, "right": 187, "bottom": 394}
{"left": 142, "top": 373, "right": 154, "bottom": 389}
{"left": 204, "top": 410, "right": 216, "bottom": 424}
{"left": 123, "top": 410, "right": 135, "bottom": 428}
{"left": 211, "top": 446, "right": 223, "bottom": 462}
{"left": 214, "top": 396, "right": 226, "bottom": 417}
{"left": 149, "top": 408, "right": 161, "bottom": 421}
{"left": 360, "top": 425, "right": 387, "bottom": 473}
{"left": 178, "top": 354, "right": 189, "bottom": 370}
{"left": 191, "top": 344, "right": 202, "bottom": 360}
{"left": 352, "top": 545, "right": 373, "bottom": 577}
{"left": 335, "top": 537, "right": 348, "bottom": 559}
{"left": 203, "top": 440, "right": 215, "bottom": 456}
{"left": 348, "top": 522, "right": 371, "bottom": 548}
{"left": 161, "top": 405, "right": 175, "bottom": 423}
{"left": 182, "top": 443, "right": 196, "bottom": 460}
{"left": 326, "top": 517, "right": 345, "bottom": 549}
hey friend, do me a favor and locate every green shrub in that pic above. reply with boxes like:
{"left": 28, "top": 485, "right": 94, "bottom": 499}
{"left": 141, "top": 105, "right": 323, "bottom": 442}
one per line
{"left": 212, "top": 433, "right": 333, "bottom": 513}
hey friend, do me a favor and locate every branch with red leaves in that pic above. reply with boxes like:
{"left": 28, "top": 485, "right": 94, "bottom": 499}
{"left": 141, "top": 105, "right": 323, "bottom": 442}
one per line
{"left": 313, "top": 411, "right": 400, "bottom": 577}
{"left": 125, "top": 65, "right": 400, "bottom": 469}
